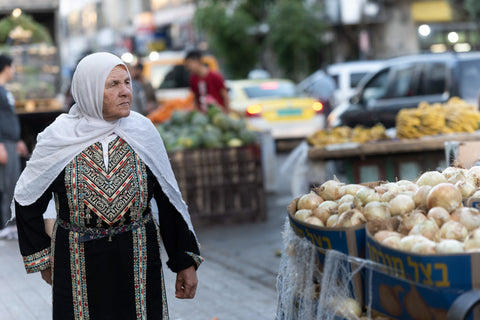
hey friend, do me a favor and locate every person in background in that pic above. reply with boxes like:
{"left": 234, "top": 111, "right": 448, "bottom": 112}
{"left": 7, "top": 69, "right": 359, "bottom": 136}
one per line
{"left": 14, "top": 52, "right": 202, "bottom": 319}
{"left": 128, "top": 63, "right": 148, "bottom": 116}
{"left": 184, "top": 49, "right": 230, "bottom": 113}
{"left": 132, "top": 62, "right": 157, "bottom": 115}
{"left": 0, "top": 54, "right": 28, "bottom": 239}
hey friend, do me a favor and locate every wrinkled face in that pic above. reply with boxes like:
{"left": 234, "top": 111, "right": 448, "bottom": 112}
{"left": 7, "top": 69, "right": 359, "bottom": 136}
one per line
{"left": 102, "top": 65, "right": 132, "bottom": 121}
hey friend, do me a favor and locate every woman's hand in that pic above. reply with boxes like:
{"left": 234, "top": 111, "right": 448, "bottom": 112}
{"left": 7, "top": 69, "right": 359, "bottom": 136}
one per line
{"left": 41, "top": 267, "right": 52, "bottom": 285}
{"left": 175, "top": 266, "right": 198, "bottom": 299}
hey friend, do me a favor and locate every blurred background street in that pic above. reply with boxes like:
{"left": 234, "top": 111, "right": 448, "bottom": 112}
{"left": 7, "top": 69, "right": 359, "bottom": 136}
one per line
{"left": 3, "top": 0, "right": 480, "bottom": 319}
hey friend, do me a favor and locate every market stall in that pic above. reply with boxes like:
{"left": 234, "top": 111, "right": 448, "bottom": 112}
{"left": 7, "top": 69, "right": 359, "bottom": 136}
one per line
{"left": 308, "top": 132, "right": 480, "bottom": 184}
{"left": 276, "top": 172, "right": 480, "bottom": 319}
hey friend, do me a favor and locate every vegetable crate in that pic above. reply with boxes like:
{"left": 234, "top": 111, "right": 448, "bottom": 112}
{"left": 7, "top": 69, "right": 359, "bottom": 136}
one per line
{"left": 168, "top": 145, "right": 266, "bottom": 224}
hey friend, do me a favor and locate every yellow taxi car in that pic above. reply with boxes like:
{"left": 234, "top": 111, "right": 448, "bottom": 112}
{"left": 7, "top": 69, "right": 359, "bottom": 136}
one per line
{"left": 227, "top": 78, "right": 325, "bottom": 139}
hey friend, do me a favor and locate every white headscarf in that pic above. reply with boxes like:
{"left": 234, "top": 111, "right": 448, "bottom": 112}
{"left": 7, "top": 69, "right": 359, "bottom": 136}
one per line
{"left": 13, "top": 52, "right": 196, "bottom": 238}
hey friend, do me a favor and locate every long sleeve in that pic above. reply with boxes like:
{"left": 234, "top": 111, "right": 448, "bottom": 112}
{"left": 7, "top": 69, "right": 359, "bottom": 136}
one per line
{"left": 15, "top": 187, "right": 53, "bottom": 273}
{"left": 153, "top": 177, "right": 203, "bottom": 273}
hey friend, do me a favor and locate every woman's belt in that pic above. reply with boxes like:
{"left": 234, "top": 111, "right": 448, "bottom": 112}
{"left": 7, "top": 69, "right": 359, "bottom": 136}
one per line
{"left": 56, "top": 213, "right": 152, "bottom": 242}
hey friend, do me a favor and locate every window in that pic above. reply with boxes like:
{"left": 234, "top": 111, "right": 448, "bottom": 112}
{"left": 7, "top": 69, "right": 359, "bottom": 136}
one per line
{"left": 417, "top": 63, "right": 446, "bottom": 96}
{"left": 243, "top": 81, "right": 297, "bottom": 99}
{"left": 387, "top": 65, "right": 416, "bottom": 98}
{"left": 459, "top": 59, "right": 480, "bottom": 102}
{"left": 362, "top": 69, "right": 389, "bottom": 103}
{"left": 350, "top": 72, "right": 368, "bottom": 88}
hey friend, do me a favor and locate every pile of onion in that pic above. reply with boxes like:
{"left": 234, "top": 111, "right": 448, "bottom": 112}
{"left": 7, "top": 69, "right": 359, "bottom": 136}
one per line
{"left": 289, "top": 166, "right": 480, "bottom": 254}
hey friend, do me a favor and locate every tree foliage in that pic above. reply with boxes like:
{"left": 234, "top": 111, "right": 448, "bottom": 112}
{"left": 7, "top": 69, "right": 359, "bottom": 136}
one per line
{"left": 267, "top": 0, "right": 327, "bottom": 80}
{"left": 195, "top": 1, "right": 260, "bottom": 78}
{"left": 449, "top": 0, "right": 480, "bottom": 22}
{"left": 195, "top": 0, "right": 327, "bottom": 80}
{"left": 0, "top": 14, "right": 52, "bottom": 45}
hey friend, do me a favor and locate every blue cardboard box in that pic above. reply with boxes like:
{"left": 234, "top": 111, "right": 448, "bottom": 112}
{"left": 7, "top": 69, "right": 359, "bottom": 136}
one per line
{"left": 365, "top": 229, "right": 480, "bottom": 319}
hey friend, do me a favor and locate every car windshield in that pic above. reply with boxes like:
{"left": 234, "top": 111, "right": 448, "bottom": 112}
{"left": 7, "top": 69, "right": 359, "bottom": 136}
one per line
{"left": 243, "top": 81, "right": 297, "bottom": 99}
{"left": 459, "top": 59, "right": 480, "bottom": 103}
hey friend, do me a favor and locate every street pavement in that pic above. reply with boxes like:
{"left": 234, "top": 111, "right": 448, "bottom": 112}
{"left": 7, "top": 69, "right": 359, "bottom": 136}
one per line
{"left": 0, "top": 154, "right": 295, "bottom": 320}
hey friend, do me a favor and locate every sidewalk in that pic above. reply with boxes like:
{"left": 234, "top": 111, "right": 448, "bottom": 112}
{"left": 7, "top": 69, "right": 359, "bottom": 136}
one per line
{"left": 0, "top": 190, "right": 292, "bottom": 320}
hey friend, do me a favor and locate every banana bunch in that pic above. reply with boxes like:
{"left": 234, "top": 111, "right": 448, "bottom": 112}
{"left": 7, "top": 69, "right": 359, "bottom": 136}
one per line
{"left": 396, "top": 97, "right": 480, "bottom": 139}
{"left": 307, "top": 124, "right": 389, "bottom": 147}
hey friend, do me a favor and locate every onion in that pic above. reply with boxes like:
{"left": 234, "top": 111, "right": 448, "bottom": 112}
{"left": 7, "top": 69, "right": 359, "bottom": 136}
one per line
{"left": 338, "top": 201, "right": 354, "bottom": 215}
{"left": 364, "top": 201, "right": 391, "bottom": 221}
{"left": 381, "top": 235, "right": 402, "bottom": 249}
{"left": 339, "top": 184, "right": 364, "bottom": 196}
{"left": 336, "top": 209, "right": 367, "bottom": 227}
{"left": 389, "top": 194, "right": 415, "bottom": 216}
{"left": 439, "top": 220, "right": 468, "bottom": 241}
{"left": 312, "top": 201, "right": 338, "bottom": 224}
{"left": 335, "top": 297, "right": 362, "bottom": 318}
{"left": 435, "top": 239, "right": 464, "bottom": 254}
{"left": 468, "top": 166, "right": 480, "bottom": 187}
{"left": 305, "top": 216, "right": 324, "bottom": 227}
{"left": 294, "top": 209, "right": 312, "bottom": 221}
{"left": 317, "top": 179, "right": 344, "bottom": 201}
{"left": 354, "top": 187, "right": 375, "bottom": 207}
{"left": 413, "top": 185, "right": 432, "bottom": 209}
{"left": 416, "top": 171, "right": 447, "bottom": 187}
{"left": 381, "top": 182, "right": 401, "bottom": 194}
{"left": 380, "top": 190, "right": 398, "bottom": 203}
{"left": 411, "top": 239, "right": 436, "bottom": 254}
{"left": 427, "top": 207, "right": 450, "bottom": 228}
{"left": 451, "top": 207, "right": 480, "bottom": 231}
{"left": 399, "top": 235, "right": 431, "bottom": 252}
{"left": 338, "top": 194, "right": 354, "bottom": 205}
{"left": 374, "top": 230, "right": 403, "bottom": 243}
{"left": 464, "top": 228, "right": 480, "bottom": 251}
{"left": 326, "top": 214, "right": 339, "bottom": 227}
{"left": 442, "top": 167, "right": 466, "bottom": 184}
{"left": 297, "top": 191, "right": 323, "bottom": 210}
{"left": 426, "top": 183, "right": 462, "bottom": 212}
{"left": 408, "top": 218, "right": 440, "bottom": 241}
{"left": 398, "top": 211, "right": 427, "bottom": 234}
{"left": 396, "top": 180, "right": 418, "bottom": 192}
{"left": 471, "top": 190, "right": 480, "bottom": 199}
{"left": 374, "top": 185, "right": 388, "bottom": 195}
{"left": 455, "top": 180, "right": 476, "bottom": 198}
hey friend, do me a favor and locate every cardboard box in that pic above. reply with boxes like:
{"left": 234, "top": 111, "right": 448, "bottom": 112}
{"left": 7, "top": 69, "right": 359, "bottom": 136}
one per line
{"left": 287, "top": 200, "right": 366, "bottom": 307}
{"left": 365, "top": 229, "right": 480, "bottom": 319}
{"left": 446, "top": 140, "right": 480, "bottom": 168}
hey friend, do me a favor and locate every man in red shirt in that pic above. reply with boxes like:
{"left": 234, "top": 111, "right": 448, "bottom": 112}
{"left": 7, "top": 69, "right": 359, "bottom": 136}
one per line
{"left": 184, "top": 50, "right": 230, "bottom": 113}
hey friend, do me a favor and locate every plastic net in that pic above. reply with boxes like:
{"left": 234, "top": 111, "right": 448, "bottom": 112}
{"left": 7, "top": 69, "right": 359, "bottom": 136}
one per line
{"left": 276, "top": 217, "right": 372, "bottom": 320}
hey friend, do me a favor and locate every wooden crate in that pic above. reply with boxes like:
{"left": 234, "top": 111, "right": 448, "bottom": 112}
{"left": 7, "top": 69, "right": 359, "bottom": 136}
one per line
{"left": 168, "top": 145, "right": 266, "bottom": 224}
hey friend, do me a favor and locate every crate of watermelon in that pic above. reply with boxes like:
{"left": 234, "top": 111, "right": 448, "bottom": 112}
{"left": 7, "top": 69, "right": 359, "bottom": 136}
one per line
{"left": 158, "top": 106, "right": 266, "bottom": 224}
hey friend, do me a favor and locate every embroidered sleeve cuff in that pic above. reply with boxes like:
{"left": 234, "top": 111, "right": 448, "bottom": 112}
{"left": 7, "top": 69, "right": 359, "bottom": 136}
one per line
{"left": 167, "top": 251, "right": 204, "bottom": 272}
{"left": 186, "top": 251, "right": 204, "bottom": 270}
{"left": 23, "top": 247, "right": 51, "bottom": 274}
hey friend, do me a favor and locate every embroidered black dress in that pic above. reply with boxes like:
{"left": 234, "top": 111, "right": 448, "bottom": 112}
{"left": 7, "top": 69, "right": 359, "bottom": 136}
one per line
{"left": 15, "top": 137, "right": 202, "bottom": 320}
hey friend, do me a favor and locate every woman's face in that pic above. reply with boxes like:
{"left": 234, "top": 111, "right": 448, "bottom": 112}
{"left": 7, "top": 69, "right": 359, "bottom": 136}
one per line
{"left": 102, "top": 65, "right": 132, "bottom": 121}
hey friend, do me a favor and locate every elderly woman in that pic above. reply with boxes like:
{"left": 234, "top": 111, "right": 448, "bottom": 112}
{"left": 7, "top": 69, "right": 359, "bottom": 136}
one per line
{"left": 13, "top": 52, "right": 202, "bottom": 319}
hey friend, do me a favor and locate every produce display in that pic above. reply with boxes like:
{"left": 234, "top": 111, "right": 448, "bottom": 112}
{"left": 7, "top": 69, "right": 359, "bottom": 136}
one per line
{"left": 306, "top": 123, "right": 389, "bottom": 147}
{"left": 396, "top": 97, "right": 480, "bottom": 139}
{"left": 290, "top": 166, "right": 480, "bottom": 254}
{"left": 155, "top": 105, "right": 257, "bottom": 151}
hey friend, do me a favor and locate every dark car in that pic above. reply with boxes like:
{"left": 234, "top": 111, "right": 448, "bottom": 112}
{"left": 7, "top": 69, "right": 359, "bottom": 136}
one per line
{"left": 328, "top": 52, "right": 480, "bottom": 128}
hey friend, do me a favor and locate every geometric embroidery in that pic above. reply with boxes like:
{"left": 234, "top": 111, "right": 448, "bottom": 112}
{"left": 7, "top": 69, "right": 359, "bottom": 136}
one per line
{"left": 80, "top": 138, "right": 139, "bottom": 226}
{"left": 133, "top": 226, "right": 147, "bottom": 319}
{"left": 23, "top": 247, "right": 51, "bottom": 274}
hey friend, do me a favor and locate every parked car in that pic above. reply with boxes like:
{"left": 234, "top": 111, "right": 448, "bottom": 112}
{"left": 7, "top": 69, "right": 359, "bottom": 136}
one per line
{"left": 328, "top": 52, "right": 480, "bottom": 128}
{"left": 327, "top": 60, "right": 385, "bottom": 107}
{"left": 227, "top": 78, "right": 324, "bottom": 139}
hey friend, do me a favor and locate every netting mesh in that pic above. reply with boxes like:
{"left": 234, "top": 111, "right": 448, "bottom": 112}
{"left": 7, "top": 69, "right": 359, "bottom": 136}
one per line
{"left": 276, "top": 217, "right": 374, "bottom": 320}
